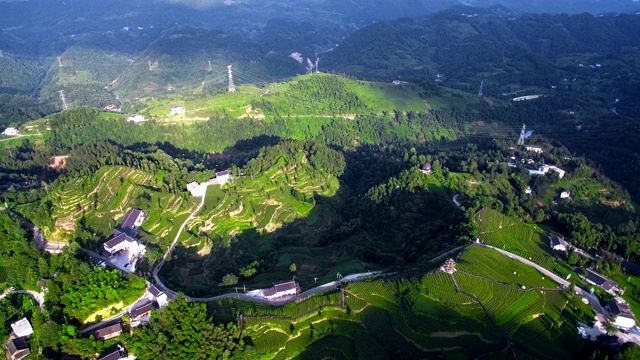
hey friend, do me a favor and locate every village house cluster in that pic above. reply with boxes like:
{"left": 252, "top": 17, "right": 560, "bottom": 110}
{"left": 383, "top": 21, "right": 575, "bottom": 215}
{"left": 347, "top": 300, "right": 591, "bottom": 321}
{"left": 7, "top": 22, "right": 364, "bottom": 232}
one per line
{"left": 583, "top": 268, "right": 638, "bottom": 331}
{"left": 5, "top": 318, "right": 33, "bottom": 360}
{"left": 90, "top": 284, "right": 171, "bottom": 360}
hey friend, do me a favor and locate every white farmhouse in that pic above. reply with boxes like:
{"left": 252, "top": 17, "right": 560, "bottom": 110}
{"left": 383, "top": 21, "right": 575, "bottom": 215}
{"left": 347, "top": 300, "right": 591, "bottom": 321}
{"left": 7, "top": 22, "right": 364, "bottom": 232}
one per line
{"left": 2, "top": 127, "right": 19, "bottom": 136}
{"left": 513, "top": 95, "right": 542, "bottom": 101}
{"left": 263, "top": 281, "right": 300, "bottom": 300}
{"left": 10, "top": 318, "right": 34, "bottom": 338}
{"left": 187, "top": 181, "right": 207, "bottom": 197}
{"left": 549, "top": 236, "right": 568, "bottom": 252}
{"left": 127, "top": 114, "right": 146, "bottom": 123}
{"left": 146, "top": 284, "right": 169, "bottom": 308}
{"left": 216, "top": 170, "right": 232, "bottom": 185}
{"left": 608, "top": 299, "right": 637, "bottom": 330}
{"left": 539, "top": 164, "right": 566, "bottom": 179}
{"left": 525, "top": 146, "right": 544, "bottom": 154}
{"left": 170, "top": 105, "right": 185, "bottom": 115}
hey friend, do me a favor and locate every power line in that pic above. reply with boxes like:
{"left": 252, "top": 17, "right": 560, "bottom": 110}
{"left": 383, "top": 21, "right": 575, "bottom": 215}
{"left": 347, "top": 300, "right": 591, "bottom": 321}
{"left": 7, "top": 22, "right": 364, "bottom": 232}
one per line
{"left": 227, "top": 65, "right": 236, "bottom": 93}
{"left": 517, "top": 124, "right": 526, "bottom": 145}
{"left": 58, "top": 90, "right": 68, "bottom": 111}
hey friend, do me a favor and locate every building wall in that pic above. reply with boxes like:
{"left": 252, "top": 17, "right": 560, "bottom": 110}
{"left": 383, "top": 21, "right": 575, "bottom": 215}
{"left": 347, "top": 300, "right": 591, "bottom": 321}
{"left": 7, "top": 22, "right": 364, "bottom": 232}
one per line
{"left": 614, "top": 316, "right": 635, "bottom": 329}
{"left": 265, "top": 289, "right": 297, "bottom": 300}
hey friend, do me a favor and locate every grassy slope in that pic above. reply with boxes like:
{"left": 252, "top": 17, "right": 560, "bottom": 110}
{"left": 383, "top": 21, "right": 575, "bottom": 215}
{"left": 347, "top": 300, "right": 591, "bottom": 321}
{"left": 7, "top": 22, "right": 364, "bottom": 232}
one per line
{"left": 209, "top": 245, "right": 589, "bottom": 360}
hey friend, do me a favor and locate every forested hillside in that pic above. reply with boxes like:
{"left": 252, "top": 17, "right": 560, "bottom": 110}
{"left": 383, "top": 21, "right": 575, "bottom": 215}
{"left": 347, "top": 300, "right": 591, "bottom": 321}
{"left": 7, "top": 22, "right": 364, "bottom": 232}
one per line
{"left": 323, "top": 11, "right": 640, "bottom": 90}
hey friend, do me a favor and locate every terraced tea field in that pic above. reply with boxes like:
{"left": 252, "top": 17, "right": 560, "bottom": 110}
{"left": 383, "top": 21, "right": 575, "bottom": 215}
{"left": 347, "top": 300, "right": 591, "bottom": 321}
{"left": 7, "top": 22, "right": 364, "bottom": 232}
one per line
{"left": 222, "top": 245, "right": 590, "bottom": 359}
{"left": 475, "top": 209, "right": 573, "bottom": 277}
{"left": 457, "top": 245, "right": 560, "bottom": 289}
{"left": 27, "top": 166, "right": 197, "bottom": 243}
{"left": 189, "top": 152, "right": 338, "bottom": 244}
{"left": 160, "top": 150, "right": 343, "bottom": 294}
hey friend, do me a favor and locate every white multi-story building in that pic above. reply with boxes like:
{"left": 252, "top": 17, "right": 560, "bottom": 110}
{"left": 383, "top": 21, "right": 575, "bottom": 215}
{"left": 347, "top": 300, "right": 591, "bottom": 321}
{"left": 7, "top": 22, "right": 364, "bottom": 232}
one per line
{"left": 170, "top": 105, "right": 185, "bottom": 115}
{"left": 2, "top": 127, "right": 19, "bottom": 136}
{"left": 539, "top": 164, "right": 566, "bottom": 179}
{"left": 127, "top": 114, "right": 146, "bottom": 123}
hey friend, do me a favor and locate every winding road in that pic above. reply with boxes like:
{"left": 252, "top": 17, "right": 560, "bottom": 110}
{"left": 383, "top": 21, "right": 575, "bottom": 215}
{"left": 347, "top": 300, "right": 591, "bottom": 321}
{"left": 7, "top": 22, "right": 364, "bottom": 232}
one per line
{"left": 8, "top": 210, "right": 68, "bottom": 253}
{"left": 150, "top": 180, "right": 388, "bottom": 305}
{"left": 0, "top": 288, "right": 45, "bottom": 309}
{"left": 151, "top": 182, "right": 211, "bottom": 294}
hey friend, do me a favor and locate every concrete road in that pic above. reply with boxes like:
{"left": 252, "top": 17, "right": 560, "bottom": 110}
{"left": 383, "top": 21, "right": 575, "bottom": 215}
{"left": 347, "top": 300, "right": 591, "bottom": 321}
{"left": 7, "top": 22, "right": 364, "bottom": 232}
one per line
{"left": 453, "top": 194, "right": 462, "bottom": 208}
{"left": 0, "top": 288, "right": 45, "bottom": 309}
{"left": 482, "top": 244, "right": 607, "bottom": 312}
{"left": 152, "top": 183, "right": 210, "bottom": 289}
{"left": 9, "top": 210, "right": 67, "bottom": 253}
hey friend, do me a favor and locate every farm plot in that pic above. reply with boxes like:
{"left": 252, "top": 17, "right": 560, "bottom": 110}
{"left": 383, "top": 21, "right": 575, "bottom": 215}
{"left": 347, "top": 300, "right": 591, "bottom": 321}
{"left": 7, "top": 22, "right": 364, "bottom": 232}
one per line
{"left": 161, "top": 151, "right": 343, "bottom": 295}
{"left": 229, "top": 240, "right": 590, "bottom": 360}
{"left": 237, "top": 276, "right": 509, "bottom": 359}
{"left": 457, "top": 245, "right": 560, "bottom": 289}
{"left": 475, "top": 209, "right": 573, "bottom": 277}
{"left": 32, "top": 165, "right": 196, "bottom": 244}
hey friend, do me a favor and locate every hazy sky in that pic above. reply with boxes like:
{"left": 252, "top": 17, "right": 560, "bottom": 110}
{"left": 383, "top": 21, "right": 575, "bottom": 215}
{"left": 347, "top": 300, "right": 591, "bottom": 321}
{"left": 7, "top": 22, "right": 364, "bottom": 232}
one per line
{"left": 156, "top": 0, "right": 232, "bottom": 8}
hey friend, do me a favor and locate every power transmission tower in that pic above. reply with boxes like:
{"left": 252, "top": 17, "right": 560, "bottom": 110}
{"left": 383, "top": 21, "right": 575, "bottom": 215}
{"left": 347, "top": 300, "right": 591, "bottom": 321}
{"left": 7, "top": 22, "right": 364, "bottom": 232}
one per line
{"left": 477, "top": 80, "right": 484, "bottom": 97}
{"left": 227, "top": 65, "right": 236, "bottom": 93}
{"left": 517, "top": 123, "right": 526, "bottom": 145}
{"left": 58, "top": 90, "right": 68, "bottom": 111}
{"left": 208, "top": 60, "right": 212, "bottom": 72}
{"left": 315, "top": 58, "right": 319, "bottom": 73}
{"left": 57, "top": 56, "right": 62, "bottom": 68}
{"left": 148, "top": 61, "right": 153, "bottom": 71}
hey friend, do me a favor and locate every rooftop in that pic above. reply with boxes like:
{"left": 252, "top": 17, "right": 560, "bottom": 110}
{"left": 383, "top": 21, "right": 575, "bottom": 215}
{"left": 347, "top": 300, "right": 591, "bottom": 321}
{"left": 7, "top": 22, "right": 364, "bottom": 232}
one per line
{"left": 131, "top": 302, "right": 155, "bottom": 319}
{"left": 10, "top": 318, "right": 33, "bottom": 337}
{"left": 6, "top": 337, "right": 30, "bottom": 360}
{"left": 216, "top": 170, "right": 230, "bottom": 177}
{"left": 104, "top": 232, "right": 136, "bottom": 250}
{"left": 585, "top": 268, "right": 618, "bottom": 291}
{"left": 93, "top": 323, "right": 123, "bottom": 339}
{"left": 264, "top": 280, "right": 299, "bottom": 297}
{"left": 120, "top": 209, "right": 144, "bottom": 231}
{"left": 550, "top": 236, "right": 568, "bottom": 248}
{"left": 98, "top": 345, "right": 128, "bottom": 360}
{"left": 148, "top": 284, "right": 164, "bottom": 297}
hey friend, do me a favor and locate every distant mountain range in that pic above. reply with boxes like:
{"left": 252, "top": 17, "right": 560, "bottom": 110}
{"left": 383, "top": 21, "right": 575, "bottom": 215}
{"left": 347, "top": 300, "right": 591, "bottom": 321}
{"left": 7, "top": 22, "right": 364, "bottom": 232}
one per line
{"left": 1, "top": 0, "right": 639, "bottom": 120}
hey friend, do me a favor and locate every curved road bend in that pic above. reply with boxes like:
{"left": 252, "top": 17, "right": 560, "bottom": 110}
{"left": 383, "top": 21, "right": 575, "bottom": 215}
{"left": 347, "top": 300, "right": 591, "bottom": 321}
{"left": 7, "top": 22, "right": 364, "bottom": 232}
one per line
{"left": 8, "top": 210, "right": 67, "bottom": 253}
{"left": 149, "top": 181, "right": 387, "bottom": 305}
{"left": 0, "top": 289, "right": 45, "bottom": 309}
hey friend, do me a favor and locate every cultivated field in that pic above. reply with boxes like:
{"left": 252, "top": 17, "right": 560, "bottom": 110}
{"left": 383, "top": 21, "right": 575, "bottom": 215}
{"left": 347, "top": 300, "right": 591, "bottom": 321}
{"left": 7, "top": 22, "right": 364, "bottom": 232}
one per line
{"left": 207, "top": 245, "right": 590, "bottom": 359}
{"left": 26, "top": 165, "right": 197, "bottom": 244}
{"left": 475, "top": 209, "right": 573, "bottom": 277}
{"left": 159, "top": 151, "right": 350, "bottom": 295}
